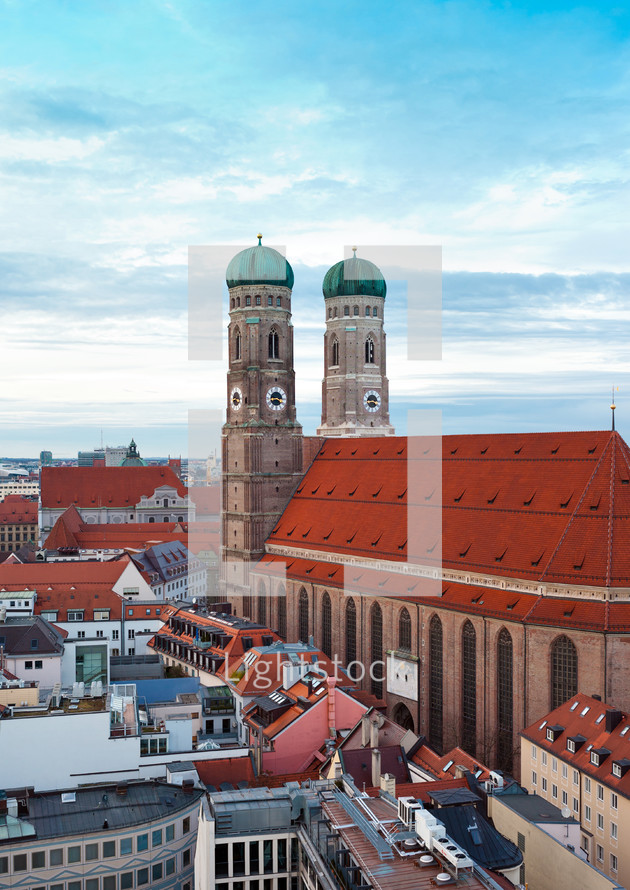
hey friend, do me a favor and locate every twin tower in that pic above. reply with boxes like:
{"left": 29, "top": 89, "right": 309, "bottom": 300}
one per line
{"left": 221, "top": 237, "right": 394, "bottom": 594}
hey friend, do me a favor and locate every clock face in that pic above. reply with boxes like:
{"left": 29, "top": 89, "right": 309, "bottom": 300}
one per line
{"left": 266, "top": 386, "right": 287, "bottom": 411}
{"left": 231, "top": 387, "right": 242, "bottom": 410}
{"left": 364, "top": 390, "right": 381, "bottom": 412}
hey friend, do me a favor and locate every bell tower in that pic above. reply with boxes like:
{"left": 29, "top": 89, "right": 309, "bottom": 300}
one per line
{"left": 221, "top": 236, "right": 303, "bottom": 612}
{"left": 317, "top": 249, "right": 395, "bottom": 437}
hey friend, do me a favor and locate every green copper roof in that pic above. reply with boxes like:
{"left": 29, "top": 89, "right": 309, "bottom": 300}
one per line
{"left": 226, "top": 236, "right": 294, "bottom": 289}
{"left": 322, "top": 255, "right": 386, "bottom": 300}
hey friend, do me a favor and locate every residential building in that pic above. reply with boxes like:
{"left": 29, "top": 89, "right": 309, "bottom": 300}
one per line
{"left": 488, "top": 792, "right": 621, "bottom": 890}
{"left": 39, "top": 465, "right": 195, "bottom": 540}
{"left": 0, "top": 779, "right": 202, "bottom": 890}
{"left": 521, "top": 692, "right": 630, "bottom": 886}
{"left": 0, "top": 615, "right": 65, "bottom": 687}
{"left": 0, "top": 495, "right": 37, "bottom": 555}
{"left": 0, "top": 479, "right": 39, "bottom": 500}
{"left": 0, "top": 682, "right": 250, "bottom": 793}
{"left": 131, "top": 541, "right": 207, "bottom": 602}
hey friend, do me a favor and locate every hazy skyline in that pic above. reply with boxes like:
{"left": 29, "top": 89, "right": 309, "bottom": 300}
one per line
{"left": 1, "top": 0, "right": 629, "bottom": 457}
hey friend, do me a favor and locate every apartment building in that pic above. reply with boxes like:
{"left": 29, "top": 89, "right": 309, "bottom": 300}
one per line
{"left": 0, "top": 780, "right": 201, "bottom": 890}
{"left": 521, "top": 693, "right": 630, "bottom": 887}
{"left": 0, "top": 495, "right": 37, "bottom": 554}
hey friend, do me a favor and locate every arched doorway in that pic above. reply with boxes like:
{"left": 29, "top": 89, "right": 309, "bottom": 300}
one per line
{"left": 393, "top": 702, "right": 414, "bottom": 733}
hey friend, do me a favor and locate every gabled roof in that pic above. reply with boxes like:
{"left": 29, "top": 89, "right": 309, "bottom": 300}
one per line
{"left": 341, "top": 745, "right": 410, "bottom": 785}
{"left": 522, "top": 692, "right": 630, "bottom": 796}
{"left": 267, "top": 431, "right": 630, "bottom": 587}
{"left": 40, "top": 465, "right": 187, "bottom": 508}
{"left": 0, "top": 496, "right": 38, "bottom": 525}
{"left": 0, "top": 615, "right": 65, "bottom": 655}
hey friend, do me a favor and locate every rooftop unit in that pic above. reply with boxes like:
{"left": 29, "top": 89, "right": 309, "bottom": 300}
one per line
{"left": 414, "top": 809, "right": 474, "bottom": 873}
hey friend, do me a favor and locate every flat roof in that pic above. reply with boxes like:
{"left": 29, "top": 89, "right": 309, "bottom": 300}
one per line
{"left": 495, "top": 792, "right": 576, "bottom": 824}
{"left": 1, "top": 782, "right": 203, "bottom": 844}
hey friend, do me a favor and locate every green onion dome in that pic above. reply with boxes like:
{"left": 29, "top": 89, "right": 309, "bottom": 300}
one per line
{"left": 322, "top": 250, "right": 386, "bottom": 300}
{"left": 226, "top": 235, "right": 294, "bottom": 289}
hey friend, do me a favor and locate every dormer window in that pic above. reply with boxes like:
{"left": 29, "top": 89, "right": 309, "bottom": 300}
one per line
{"left": 547, "top": 724, "right": 564, "bottom": 743}
{"left": 567, "top": 734, "right": 586, "bottom": 754}
{"left": 612, "top": 759, "right": 630, "bottom": 778}
{"left": 590, "top": 747, "right": 611, "bottom": 767}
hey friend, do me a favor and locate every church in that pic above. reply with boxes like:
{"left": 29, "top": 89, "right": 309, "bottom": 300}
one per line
{"left": 220, "top": 237, "right": 630, "bottom": 773}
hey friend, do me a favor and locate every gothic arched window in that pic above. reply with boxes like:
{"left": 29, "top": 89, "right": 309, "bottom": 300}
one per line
{"left": 372, "top": 306, "right": 378, "bottom": 317}
{"left": 429, "top": 614, "right": 443, "bottom": 752}
{"left": 257, "top": 580, "right": 267, "bottom": 626}
{"left": 331, "top": 337, "right": 339, "bottom": 366}
{"left": 497, "top": 627, "right": 514, "bottom": 772}
{"left": 365, "top": 337, "right": 375, "bottom": 364}
{"left": 298, "top": 588, "right": 309, "bottom": 642}
{"left": 236, "top": 296, "right": 241, "bottom": 307}
{"left": 234, "top": 327, "right": 241, "bottom": 361}
{"left": 365, "top": 306, "right": 371, "bottom": 317}
{"left": 371, "top": 602, "right": 383, "bottom": 697}
{"left": 353, "top": 305, "right": 359, "bottom": 316}
{"left": 398, "top": 608, "right": 411, "bottom": 652}
{"left": 462, "top": 620, "right": 476, "bottom": 755}
{"left": 551, "top": 635, "right": 578, "bottom": 709}
{"left": 345, "top": 598, "right": 357, "bottom": 669}
{"left": 268, "top": 328, "right": 279, "bottom": 359}
{"left": 276, "top": 585, "right": 286, "bottom": 639}
{"left": 322, "top": 591, "right": 332, "bottom": 657}
{"left": 344, "top": 305, "right": 350, "bottom": 316}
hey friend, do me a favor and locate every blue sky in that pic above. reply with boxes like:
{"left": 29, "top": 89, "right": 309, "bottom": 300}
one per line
{"left": 1, "top": 0, "right": 629, "bottom": 457}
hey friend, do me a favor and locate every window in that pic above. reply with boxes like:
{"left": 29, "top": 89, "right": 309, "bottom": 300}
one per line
{"left": 552, "top": 757, "right": 558, "bottom": 773}
{"left": 365, "top": 336, "right": 375, "bottom": 363}
{"left": 34, "top": 659, "right": 42, "bottom": 669}
{"left": 256, "top": 295, "right": 261, "bottom": 306}
{"left": 152, "top": 863, "right": 163, "bottom": 881}
{"left": 532, "top": 745, "right": 537, "bottom": 760}
{"left": 353, "top": 305, "right": 359, "bottom": 316}
{"left": 166, "top": 857, "right": 176, "bottom": 875}
{"left": 32, "top": 851, "right": 45, "bottom": 868}
{"left": 597, "top": 784, "right": 604, "bottom": 801}
{"left": 257, "top": 582, "right": 267, "bottom": 626}
{"left": 216, "top": 844, "right": 229, "bottom": 878}
{"left": 497, "top": 627, "right": 514, "bottom": 772}
{"left": 552, "top": 784, "right": 558, "bottom": 799}
{"left": 573, "top": 797, "right": 579, "bottom": 812}
{"left": 585, "top": 805, "right": 591, "bottom": 822}
{"left": 14, "top": 852, "right": 28, "bottom": 871}
{"left": 183, "top": 847, "right": 191, "bottom": 866}
{"left": 246, "top": 295, "right": 251, "bottom": 306}
{"left": 103, "top": 840, "right": 116, "bottom": 857}
{"left": 542, "top": 750, "right": 547, "bottom": 766}
{"left": 365, "top": 305, "right": 371, "bottom": 316}
{"left": 137, "top": 834, "right": 148, "bottom": 852}
{"left": 68, "top": 610, "right": 84, "bottom": 621}
{"left": 30, "top": 638, "right": 38, "bottom": 649}
{"left": 532, "top": 771, "right": 537, "bottom": 785}
{"left": 86, "top": 880, "right": 99, "bottom": 890}
{"left": 128, "top": 629, "right": 135, "bottom": 639}
{"left": 399, "top": 608, "right": 412, "bottom": 652}
{"left": 276, "top": 586, "right": 287, "bottom": 639}
{"left": 611, "top": 854, "right": 618, "bottom": 872}
{"left": 542, "top": 777, "right": 548, "bottom": 792}
{"left": 268, "top": 328, "right": 279, "bottom": 359}
{"left": 268, "top": 295, "right": 273, "bottom": 306}
{"left": 137, "top": 867, "right": 149, "bottom": 885}
{"left": 611, "top": 822, "right": 618, "bottom": 839}
{"left": 461, "top": 619, "right": 476, "bottom": 755}
{"left": 68, "top": 845, "right": 81, "bottom": 863}
{"left": 298, "top": 588, "right": 309, "bottom": 642}
{"left": 562, "top": 790, "right": 568, "bottom": 805}
{"left": 370, "top": 601, "right": 383, "bottom": 698}
{"left": 597, "top": 813, "right": 604, "bottom": 830}
{"left": 429, "top": 614, "right": 443, "bottom": 751}
{"left": 68, "top": 882, "right": 81, "bottom": 890}
{"left": 317, "top": 591, "right": 331, "bottom": 658}
{"left": 562, "top": 763, "right": 568, "bottom": 779}
{"left": 152, "top": 828, "right": 162, "bottom": 847}
{"left": 121, "top": 873, "right": 133, "bottom": 889}
{"left": 585, "top": 777, "right": 591, "bottom": 793}
{"left": 121, "top": 838, "right": 132, "bottom": 855}
{"left": 50, "top": 848, "right": 63, "bottom": 866}
{"left": 611, "top": 792, "right": 618, "bottom": 810}
{"left": 24, "top": 660, "right": 32, "bottom": 669}
{"left": 166, "top": 823, "right": 175, "bottom": 842}
{"left": 113, "top": 629, "right": 119, "bottom": 640}
{"left": 276, "top": 296, "right": 281, "bottom": 306}
{"left": 86, "top": 843, "right": 99, "bottom": 860}
{"left": 183, "top": 816, "right": 191, "bottom": 834}
{"left": 551, "top": 635, "right": 578, "bottom": 709}
{"left": 104, "top": 878, "right": 116, "bottom": 890}
{"left": 597, "top": 844, "right": 604, "bottom": 862}
{"left": 331, "top": 337, "right": 339, "bottom": 366}
{"left": 344, "top": 305, "right": 349, "bottom": 316}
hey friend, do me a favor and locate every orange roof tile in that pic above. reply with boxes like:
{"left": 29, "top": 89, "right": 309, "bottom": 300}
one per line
{"left": 41, "top": 465, "right": 187, "bottom": 508}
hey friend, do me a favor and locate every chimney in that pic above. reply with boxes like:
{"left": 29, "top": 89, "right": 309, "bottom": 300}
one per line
{"left": 372, "top": 748, "right": 381, "bottom": 789}
{"left": 606, "top": 709, "right": 623, "bottom": 733}
{"left": 327, "top": 676, "right": 337, "bottom": 738}
{"left": 593, "top": 694, "right": 602, "bottom": 701}
{"left": 380, "top": 773, "right": 396, "bottom": 796}
{"left": 370, "top": 718, "right": 380, "bottom": 749}
{"left": 182, "top": 779, "right": 195, "bottom": 794}
{"left": 361, "top": 714, "right": 371, "bottom": 747}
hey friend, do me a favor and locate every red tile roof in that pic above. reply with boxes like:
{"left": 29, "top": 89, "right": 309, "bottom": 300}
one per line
{"left": 266, "top": 431, "right": 630, "bottom": 588}
{"left": 193, "top": 755, "right": 255, "bottom": 787}
{"left": 0, "top": 496, "right": 38, "bottom": 525}
{"left": 364, "top": 777, "right": 469, "bottom": 801}
{"left": 522, "top": 692, "right": 630, "bottom": 797}
{"left": 0, "top": 556, "right": 133, "bottom": 589}
{"left": 41, "top": 465, "right": 187, "bottom": 508}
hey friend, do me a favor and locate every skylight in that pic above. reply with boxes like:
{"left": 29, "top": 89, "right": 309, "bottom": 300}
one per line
{"left": 539, "top": 721, "right": 547, "bottom": 730}
{"left": 596, "top": 713, "right": 605, "bottom": 724}
{"left": 621, "top": 727, "right": 629, "bottom": 737}
{"left": 442, "top": 760, "right": 454, "bottom": 772}
{"left": 570, "top": 702, "right": 579, "bottom": 711}
{"left": 315, "top": 686, "right": 326, "bottom": 696}
{"left": 580, "top": 707, "right": 590, "bottom": 717}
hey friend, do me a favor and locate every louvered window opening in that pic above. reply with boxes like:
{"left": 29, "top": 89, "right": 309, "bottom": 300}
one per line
{"left": 551, "top": 635, "right": 578, "bottom": 709}
{"left": 277, "top": 590, "right": 286, "bottom": 639}
{"left": 461, "top": 620, "right": 476, "bottom": 756}
{"left": 429, "top": 615, "right": 443, "bottom": 752}
{"left": 497, "top": 628, "right": 514, "bottom": 772}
